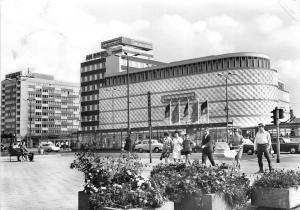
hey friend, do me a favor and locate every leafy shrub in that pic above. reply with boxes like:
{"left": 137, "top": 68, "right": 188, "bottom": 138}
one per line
{"left": 150, "top": 160, "right": 251, "bottom": 208}
{"left": 71, "top": 152, "right": 165, "bottom": 209}
{"left": 253, "top": 169, "right": 300, "bottom": 188}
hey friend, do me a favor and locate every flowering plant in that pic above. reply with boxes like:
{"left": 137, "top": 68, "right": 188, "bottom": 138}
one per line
{"left": 151, "top": 160, "right": 251, "bottom": 208}
{"left": 70, "top": 152, "right": 165, "bottom": 209}
{"left": 253, "top": 169, "right": 300, "bottom": 188}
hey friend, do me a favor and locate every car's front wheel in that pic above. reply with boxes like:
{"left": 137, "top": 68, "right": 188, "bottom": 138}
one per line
{"left": 290, "top": 147, "right": 296, "bottom": 154}
{"left": 247, "top": 149, "right": 253, "bottom": 155}
{"left": 153, "top": 147, "right": 159, "bottom": 153}
{"left": 138, "top": 148, "right": 144, "bottom": 153}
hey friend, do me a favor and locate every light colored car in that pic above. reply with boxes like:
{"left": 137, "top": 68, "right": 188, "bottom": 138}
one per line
{"left": 134, "top": 139, "right": 163, "bottom": 153}
{"left": 39, "top": 142, "right": 60, "bottom": 152}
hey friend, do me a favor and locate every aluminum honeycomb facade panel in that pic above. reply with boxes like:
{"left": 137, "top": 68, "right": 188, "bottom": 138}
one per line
{"left": 99, "top": 67, "right": 287, "bottom": 129}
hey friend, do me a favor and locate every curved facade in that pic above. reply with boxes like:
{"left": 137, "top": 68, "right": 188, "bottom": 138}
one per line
{"left": 96, "top": 52, "right": 289, "bottom": 129}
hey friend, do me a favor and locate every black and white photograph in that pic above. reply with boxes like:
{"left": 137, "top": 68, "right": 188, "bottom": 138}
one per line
{"left": 1, "top": 0, "right": 300, "bottom": 209}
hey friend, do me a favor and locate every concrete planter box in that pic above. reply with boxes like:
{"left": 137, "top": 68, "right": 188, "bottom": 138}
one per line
{"left": 78, "top": 191, "right": 174, "bottom": 210}
{"left": 175, "top": 193, "right": 233, "bottom": 210}
{"left": 251, "top": 186, "right": 300, "bottom": 209}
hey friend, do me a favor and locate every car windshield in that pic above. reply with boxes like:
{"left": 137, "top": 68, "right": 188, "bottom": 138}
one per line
{"left": 243, "top": 139, "right": 254, "bottom": 145}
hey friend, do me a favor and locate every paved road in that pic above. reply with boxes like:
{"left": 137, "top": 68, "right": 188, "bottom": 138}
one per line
{"left": 1, "top": 152, "right": 300, "bottom": 210}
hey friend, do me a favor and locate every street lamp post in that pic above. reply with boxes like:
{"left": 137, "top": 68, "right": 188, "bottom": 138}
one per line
{"left": 217, "top": 72, "right": 237, "bottom": 142}
{"left": 113, "top": 52, "right": 139, "bottom": 136}
{"left": 125, "top": 52, "right": 130, "bottom": 136}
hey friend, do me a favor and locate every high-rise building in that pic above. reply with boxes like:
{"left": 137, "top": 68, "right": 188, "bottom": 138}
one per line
{"left": 1, "top": 71, "right": 80, "bottom": 147}
{"left": 80, "top": 37, "right": 164, "bottom": 131}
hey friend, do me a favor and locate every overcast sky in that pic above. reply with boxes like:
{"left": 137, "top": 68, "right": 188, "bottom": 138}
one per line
{"left": 1, "top": 0, "right": 300, "bottom": 116}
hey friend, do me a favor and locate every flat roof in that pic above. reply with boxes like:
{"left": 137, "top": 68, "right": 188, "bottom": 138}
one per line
{"left": 101, "top": 37, "right": 153, "bottom": 51}
{"left": 107, "top": 52, "right": 271, "bottom": 77}
{"left": 170, "top": 52, "right": 270, "bottom": 66}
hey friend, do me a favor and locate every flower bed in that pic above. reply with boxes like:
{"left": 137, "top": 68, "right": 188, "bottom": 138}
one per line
{"left": 71, "top": 152, "right": 168, "bottom": 210}
{"left": 150, "top": 160, "right": 251, "bottom": 210}
{"left": 251, "top": 169, "right": 300, "bottom": 209}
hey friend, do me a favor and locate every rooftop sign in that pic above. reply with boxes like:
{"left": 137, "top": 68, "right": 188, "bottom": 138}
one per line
{"left": 101, "top": 37, "right": 153, "bottom": 51}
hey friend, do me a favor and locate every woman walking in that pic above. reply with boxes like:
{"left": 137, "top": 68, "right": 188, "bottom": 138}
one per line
{"left": 172, "top": 131, "right": 183, "bottom": 163}
{"left": 160, "top": 132, "right": 173, "bottom": 163}
{"left": 232, "top": 128, "right": 244, "bottom": 170}
{"left": 182, "top": 134, "right": 195, "bottom": 165}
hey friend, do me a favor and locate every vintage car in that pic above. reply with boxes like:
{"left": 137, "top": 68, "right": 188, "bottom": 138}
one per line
{"left": 241, "top": 137, "right": 300, "bottom": 155}
{"left": 271, "top": 137, "right": 300, "bottom": 154}
{"left": 134, "top": 139, "right": 163, "bottom": 153}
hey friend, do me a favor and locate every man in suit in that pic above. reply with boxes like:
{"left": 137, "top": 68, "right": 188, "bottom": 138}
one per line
{"left": 201, "top": 128, "right": 215, "bottom": 166}
{"left": 124, "top": 132, "right": 132, "bottom": 152}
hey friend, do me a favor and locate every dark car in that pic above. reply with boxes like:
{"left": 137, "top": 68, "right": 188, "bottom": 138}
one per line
{"left": 229, "top": 139, "right": 254, "bottom": 155}
{"left": 271, "top": 138, "right": 300, "bottom": 154}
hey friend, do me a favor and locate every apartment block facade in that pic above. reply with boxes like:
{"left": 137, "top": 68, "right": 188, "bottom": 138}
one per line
{"left": 1, "top": 71, "right": 80, "bottom": 146}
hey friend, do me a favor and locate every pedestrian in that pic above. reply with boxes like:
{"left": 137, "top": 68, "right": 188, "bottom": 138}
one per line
{"left": 201, "top": 128, "right": 215, "bottom": 166}
{"left": 254, "top": 123, "right": 273, "bottom": 173}
{"left": 231, "top": 128, "right": 244, "bottom": 170}
{"left": 172, "top": 131, "right": 183, "bottom": 163}
{"left": 182, "top": 134, "right": 195, "bottom": 165}
{"left": 19, "top": 141, "right": 29, "bottom": 161}
{"left": 124, "top": 134, "right": 132, "bottom": 152}
{"left": 160, "top": 132, "right": 173, "bottom": 163}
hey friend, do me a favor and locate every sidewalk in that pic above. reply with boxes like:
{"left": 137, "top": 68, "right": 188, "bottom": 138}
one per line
{"left": 1, "top": 152, "right": 300, "bottom": 210}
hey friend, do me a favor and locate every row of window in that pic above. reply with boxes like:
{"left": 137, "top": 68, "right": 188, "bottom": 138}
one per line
{"left": 33, "top": 107, "right": 79, "bottom": 113}
{"left": 81, "top": 62, "right": 105, "bottom": 73}
{"left": 33, "top": 116, "right": 80, "bottom": 122}
{"left": 31, "top": 129, "right": 78, "bottom": 134}
{"left": 105, "top": 56, "right": 271, "bottom": 87}
{"left": 33, "top": 124, "right": 79, "bottom": 128}
{"left": 81, "top": 104, "right": 99, "bottom": 112}
{"left": 81, "top": 73, "right": 104, "bottom": 82}
{"left": 81, "top": 94, "right": 99, "bottom": 102}
{"left": 81, "top": 83, "right": 103, "bottom": 92}
{"left": 28, "top": 100, "right": 79, "bottom": 106}
{"left": 82, "top": 115, "right": 99, "bottom": 122}
{"left": 32, "top": 112, "right": 79, "bottom": 117}
{"left": 81, "top": 126, "right": 98, "bottom": 131}
{"left": 120, "top": 59, "right": 152, "bottom": 68}
{"left": 29, "top": 94, "right": 78, "bottom": 100}
{"left": 29, "top": 83, "right": 77, "bottom": 90}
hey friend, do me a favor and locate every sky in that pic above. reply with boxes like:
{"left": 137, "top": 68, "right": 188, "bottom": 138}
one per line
{"left": 1, "top": 0, "right": 300, "bottom": 116}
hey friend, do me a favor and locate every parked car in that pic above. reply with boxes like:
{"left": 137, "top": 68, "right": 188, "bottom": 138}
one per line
{"left": 271, "top": 137, "right": 300, "bottom": 154}
{"left": 242, "top": 138, "right": 255, "bottom": 155}
{"left": 39, "top": 142, "right": 60, "bottom": 152}
{"left": 241, "top": 137, "right": 300, "bottom": 155}
{"left": 134, "top": 139, "right": 163, "bottom": 153}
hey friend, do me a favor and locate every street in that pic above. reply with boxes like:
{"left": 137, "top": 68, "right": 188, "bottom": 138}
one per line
{"left": 1, "top": 152, "right": 300, "bottom": 210}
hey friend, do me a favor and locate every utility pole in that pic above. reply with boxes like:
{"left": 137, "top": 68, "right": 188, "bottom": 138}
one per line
{"left": 271, "top": 107, "right": 280, "bottom": 163}
{"left": 148, "top": 91, "right": 152, "bottom": 163}
{"left": 125, "top": 52, "right": 130, "bottom": 136}
{"left": 275, "top": 108, "right": 280, "bottom": 163}
{"left": 217, "top": 72, "right": 237, "bottom": 143}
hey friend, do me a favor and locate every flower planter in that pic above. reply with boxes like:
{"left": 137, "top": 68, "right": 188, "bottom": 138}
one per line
{"left": 251, "top": 186, "right": 300, "bottom": 209}
{"left": 175, "top": 193, "right": 233, "bottom": 210}
{"left": 78, "top": 191, "right": 174, "bottom": 210}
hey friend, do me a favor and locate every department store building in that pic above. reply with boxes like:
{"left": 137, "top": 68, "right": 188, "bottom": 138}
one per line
{"left": 80, "top": 37, "right": 290, "bottom": 132}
